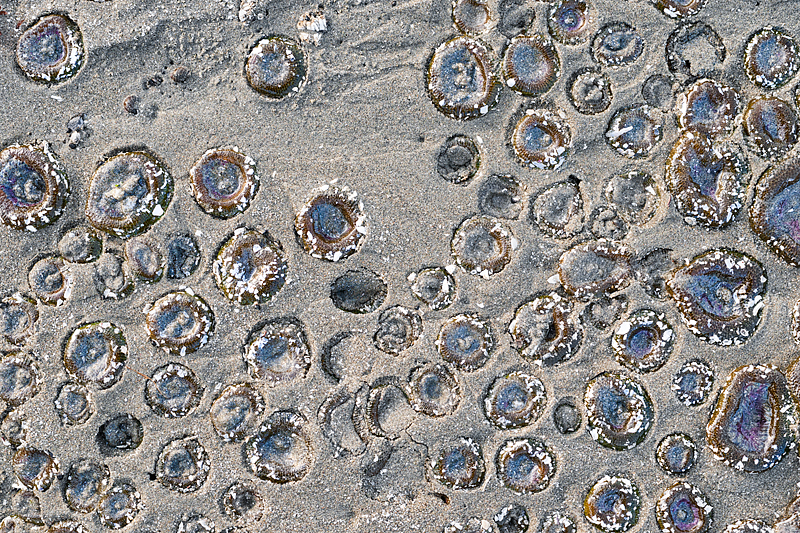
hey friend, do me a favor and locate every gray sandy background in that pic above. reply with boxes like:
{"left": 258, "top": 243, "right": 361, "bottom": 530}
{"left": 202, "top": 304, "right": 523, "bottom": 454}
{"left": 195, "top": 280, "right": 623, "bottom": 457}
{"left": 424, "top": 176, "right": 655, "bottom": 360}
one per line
{"left": 1, "top": 0, "right": 800, "bottom": 531}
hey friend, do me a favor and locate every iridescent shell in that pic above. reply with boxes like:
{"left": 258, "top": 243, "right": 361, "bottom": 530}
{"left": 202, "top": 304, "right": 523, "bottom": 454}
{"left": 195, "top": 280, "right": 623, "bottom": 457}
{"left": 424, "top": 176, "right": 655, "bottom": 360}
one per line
{"left": 85, "top": 151, "right": 172, "bottom": 239}
{"left": 430, "top": 437, "right": 485, "bottom": 489}
{"left": 671, "top": 359, "right": 714, "bottom": 406}
{"left": 295, "top": 186, "right": 366, "bottom": 262}
{"left": 665, "top": 133, "right": 749, "bottom": 228}
{"left": 495, "top": 437, "right": 556, "bottom": 494}
{"left": 744, "top": 27, "right": 800, "bottom": 90}
{"left": 548, "top": 0, "right": 596, "bottom": 45}
{"left": 189, "top": 146, "right": 259, "bottom": 218}
{"left": 605, "top": 104, "right": 662, "bottom": 159}
{"left": 656, "top": 433, "right": 697, "bottom": 475}
{"left": 484, "top": 371, "right": 547, "bottom": 429}
{"left": 512, "top": 109, "right": 572, "bottom": 169}
{"left": 751, "top": 155, "right": 800, "bottom": 266}
{"left": 707, "top": 364, "right": 795, "bottom": 472}
{"left": 611, "top": 309, "right": 674, "bottom": 373}
{"left": 584, "top": 475, "right": 641, "bottom": 532}
{"left": 16, "top": 14, "right": 85, "bottom": 84}
{"left": 145, "top": 291, "right": 214, "bottom": 355}
{"left": 245, "top": 35, "right": 307, "bottom": 98}
{"left": 407, "top": 362, "right": 462, "bottom": 417}
{"left": 246, "top": 410, "right": 313, "bottom": 483}
{"left": 667, "top": 249, "right": 766, "bottom": 345}
{"left": 436, "top": 314, "right": 494, "bottom": 370}
{"left": 509, "top": 292, "right": 583, "bottom": 366}
{"left": 592, "top": 22, "right": 644, "bottom": 68}
{"left": 655, "top": 482, "right": 713, "bottom": 533}
{"left": 0, "top": 143, "right": 70, "bottom": 231}
{"left": 742, "top": 97, "right": 798, "bottom": 160}
{"left": 502, "top": 34, "right": 560, "bottom": 96}
{"left": 427, "top": 36, "right": 500, "bottom": 120}
{"left": 675, "top": 79, "right": 739, "bottom": 138}
{"left": 451, "top": 215, "right": 516, "bottom": 277}
{"left": 214, "top": 229, "right": 287, "bottom": 305}
{"left": 558, "top": 240, "right": 633, "bottom": 301}
{"left": 584, "top": 371, "right": 653, "bottom": 450}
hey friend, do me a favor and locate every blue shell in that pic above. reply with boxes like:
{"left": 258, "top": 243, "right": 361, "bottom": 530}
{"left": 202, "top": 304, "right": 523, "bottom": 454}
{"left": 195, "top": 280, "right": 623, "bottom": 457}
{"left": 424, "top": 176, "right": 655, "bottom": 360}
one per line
{"left": 667, "top": 249, "right": 765, "bottom": 345}
{"left": 707, "top": 364, "right": 795, "bottom": 472}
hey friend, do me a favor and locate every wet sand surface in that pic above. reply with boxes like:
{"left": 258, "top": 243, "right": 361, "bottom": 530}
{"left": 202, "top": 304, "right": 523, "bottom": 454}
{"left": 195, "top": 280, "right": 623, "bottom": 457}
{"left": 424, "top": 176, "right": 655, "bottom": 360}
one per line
{"left": 1, "top": 0, "right": 800, "bottom": 531}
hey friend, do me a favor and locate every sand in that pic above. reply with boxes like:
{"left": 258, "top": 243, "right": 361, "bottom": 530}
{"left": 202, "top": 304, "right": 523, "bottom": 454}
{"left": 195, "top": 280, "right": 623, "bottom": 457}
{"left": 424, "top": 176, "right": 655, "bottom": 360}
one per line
{"left": 1, "top": 0, "right": 800, "bottom": 531}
